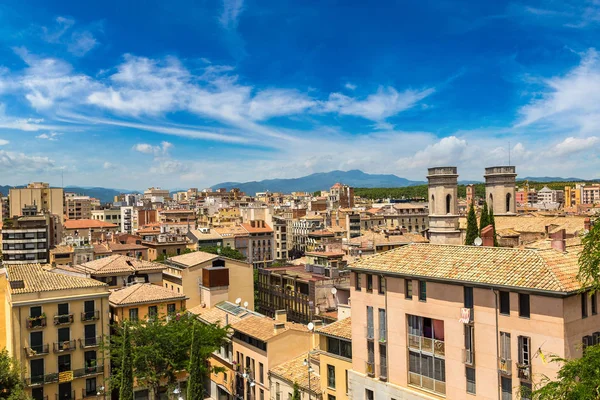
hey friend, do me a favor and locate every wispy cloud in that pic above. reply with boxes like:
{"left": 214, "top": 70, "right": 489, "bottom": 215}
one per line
{"left": 219, "top": 0, "right": 245, "bottom": 30}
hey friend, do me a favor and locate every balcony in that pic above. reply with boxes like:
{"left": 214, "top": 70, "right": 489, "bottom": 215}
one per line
{"left": 81, "top": 310, "right": 100, "bottom": 322}
{"left": 517, "top": 363, "right": 531, "bottom": 381}
{"left": 27, "top": 316, "right": 47, "bottom": 329}
{"left": 365, "top": 361, "right": 375, "bottom": 377}
{"left": 54, "top": 391, "right": 75, "bottom": 400}
{"left": 53, "top": 340, "right": 76, "bottom": 353}
{"left": 408, "top": 334, "right": 445, "bottom": 357}
{"left": 24, "top": 373, "right": 59, "bottom": 387}
{"left": 53, "top": 314, "right": 74, "bottom": 326}
{"left": 498, "top": 358, "right": 512, "bottom": 376}
{"left": 73, "top": 364, "right": 104, "bottom": 378}
{"left": 462, "top": 348, "right": 475, "bottom": 366}
{"left": 79, "top": 336, "right": 102, "bottom": 349}
{"left": 24, "top": 344, "right": 49, "bottom": 358}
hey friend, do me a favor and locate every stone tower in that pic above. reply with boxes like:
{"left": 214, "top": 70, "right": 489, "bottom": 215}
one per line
{"left": 427, "top": 167, "right": 462, "bottom": 245}
{"left": 484, "top": 166, "right": 517, "bottom": 216}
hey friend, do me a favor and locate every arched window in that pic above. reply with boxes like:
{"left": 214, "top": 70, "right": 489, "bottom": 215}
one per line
{"left": 506, "top": 193, "right": 512, "bottom": 213}
{"left": 431, "top": 195, "right": 435, "bottom": 214}
{"left": 446, "top": 194, "right": 452, "bottom": 214}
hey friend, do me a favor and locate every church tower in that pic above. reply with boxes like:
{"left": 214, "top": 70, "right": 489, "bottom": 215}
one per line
{"left": 484, "top": 166, "right": 517, "bottom": 216}
{"left": 427, "top": 167, "right": 462, "bottom": 245}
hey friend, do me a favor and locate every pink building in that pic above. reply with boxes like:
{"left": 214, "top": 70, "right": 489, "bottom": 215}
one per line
{"left": 348, "top": 241, "right": 596, "bottom": 400}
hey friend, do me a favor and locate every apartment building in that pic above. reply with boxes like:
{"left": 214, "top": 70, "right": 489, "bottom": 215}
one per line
{"left": 315, "top": 317, "right": 352, "bottom": 400}
{"left": 1, "top": 213, "right": 60, "bottom": 265}
{"left": 9, "top": 183, "right": 65, "bottom": 222}
{"left": 348, "top": 241, "right": 595, "bottom": 400}
{"left": 64, "top": 194, "right": 92, "bottom": 220}
{"left": 0, "top": 264, "right": 110, "bottom": 400}
{"left": 241, "top": 220, "right": 274, "bottom": 268}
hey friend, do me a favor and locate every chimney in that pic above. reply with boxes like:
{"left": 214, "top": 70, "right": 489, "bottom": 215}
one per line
{"left": 274, "top": 322, "right": 286, "bottom": 335}
{"left": 274, "top": 309, "right": 287, "bottom": 323}
{"left": 550, "top": 229, "right": 566, "bottom": 252}
{"left": 585, "top": 218, "right": 591, "bottom": 232}
{"left": 481, "top": 224, "right": 495, "bottom": 247}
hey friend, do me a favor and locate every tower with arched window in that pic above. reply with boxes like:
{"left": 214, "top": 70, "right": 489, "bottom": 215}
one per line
{"left": 427, "top": 167, "right": 462, "bottom": 244}
{"left": 484, "top": 166, "right": 517, "bottom": 216}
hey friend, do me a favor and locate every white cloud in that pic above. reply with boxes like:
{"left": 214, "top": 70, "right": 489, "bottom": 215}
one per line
{"left": 36, "top": 132, "right": 61, "bottom": 141}
{"left": 0, "top": 139, "right": 8, "bottom": 146}
{"left": 552, "top": 136, "right": 599, "bottom": 156}
{"left": 345, "top": 82, "right": 357, "bottom": 90}
{"left": 219, "top": 0, "right": 245, "bottom": 30}
{"left": 133, "top": 141, "right": 173, "bottom": 156}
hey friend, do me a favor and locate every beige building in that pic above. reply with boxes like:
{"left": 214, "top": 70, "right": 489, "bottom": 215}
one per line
{"left": 0, "top": 264, "right": 110, "bottom": 400}
{"left": 164, "top": 251, "right": 254, "bottom": 309}
{"left": 9, "top": 183, "right": 65, "bottom": 222}
{"left": 348, "top": 241, "right": 596, "bottom": 400}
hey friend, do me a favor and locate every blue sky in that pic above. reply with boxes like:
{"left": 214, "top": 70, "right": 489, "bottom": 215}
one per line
{"left": 0, "top": 0, "right": 600, "bottom": 189}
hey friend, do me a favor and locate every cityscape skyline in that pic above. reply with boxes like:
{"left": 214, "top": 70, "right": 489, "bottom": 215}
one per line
{"left": 1, "top": 0, "right": 600, "bottom": 188}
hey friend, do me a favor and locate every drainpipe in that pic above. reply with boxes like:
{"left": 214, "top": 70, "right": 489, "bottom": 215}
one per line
{"left": 493, "top": 288, "right": 500, "bottom": 400}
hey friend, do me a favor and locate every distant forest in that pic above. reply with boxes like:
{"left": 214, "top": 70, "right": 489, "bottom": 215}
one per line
{"left": 354, "top": 181, "right": 584, "bottom": 200}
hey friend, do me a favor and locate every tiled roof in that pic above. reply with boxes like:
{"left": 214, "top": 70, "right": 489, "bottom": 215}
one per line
{"left": 269, "top": 353, "right": 321, "bottom": 394}
{"left": 76, "top": 254, "right": 165, "bottom": 276}
{"left": 315, "top": 318, "right": 352, "bottom": 340}
{"left": 168, "top": 251, "right": 218, "bottom": 267}
{"left": 6, "top": 264, "right": 107, "bottom": 295}
{"left": 350, "top": 243, "right": 583, "bottom": 293}
{"left": 64, "top": 219, "right": 118, "bottom": 229}
{"left": 231, "top": 315, "right": 309, "bottom": 341}
{"left": 188, "top": 305, "right": 242, "bottom": 325}
{"left": 109, "top": 283, "right": 187, "bottom": 306}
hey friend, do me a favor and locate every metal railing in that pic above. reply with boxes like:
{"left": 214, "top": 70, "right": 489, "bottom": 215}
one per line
{"left": 365, "top": 361, "right": 375, "bottom": 377}
{"left": 79, "top": 336, "right": 102, "bottom": 349}
{"left": 53, "top": 340, "right": 76, "bottom": 353}
{"left": 24, "top": 344, "right": 49, "bottom": 358}
{"left": 498, "top": 357, "right": 512, "bottom": 376}
{"left": 27, "top": 316, "right": 47, "bottom": 329}
{"left": 53, "top": 314, "right": 74, "bottom": 326}
{"left": 81, "top": 310, "right": 100, "bottom": 321}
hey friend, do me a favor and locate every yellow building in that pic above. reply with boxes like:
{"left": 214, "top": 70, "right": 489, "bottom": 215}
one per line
{"left": 9, "top": 183, "right": 65, "bottom": 222}
{"left": 108, "top": 282, "right": 187, "bottom": 323}
{"left": 0, "top": 264, "right": 110, "bottom": 400}
{"left": 315, "top": 318, "right": 352, "bottom": 400}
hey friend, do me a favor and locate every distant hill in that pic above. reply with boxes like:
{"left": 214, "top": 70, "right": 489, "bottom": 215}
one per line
{"left": 211, "top": 170, "right": 426, "bottom": 195}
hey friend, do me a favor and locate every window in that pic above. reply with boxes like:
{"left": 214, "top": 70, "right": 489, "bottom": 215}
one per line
{"left": 355, "top": 273, "right": 361, "bottom": 291}
{"left": 405, "top": 279, "right": 413, "bottom": 299}
{"left": 500, "top": 332, "right": 511, "bottom": 361}
{"left": 582, "top": 293, "right": 588, "bottom": 319}
{"left": 501, "top": 376, "right": 512, "bottom": 400}
{"left": 378, "top": 276, "right": 386, "bottom": 294}
{"left": 327, "top": 364, "right": 336, "bottom": 388}
{"left": 366, "top": 306, "right": 374, "bottom": 339}
{"left": 418, "top": 280, "right": 426, "bottom": 302}
{"left": 519, "top": 294, "right": 530, "bottom": 318}
{"left": 593, "top": 293, "right": 597, "bottom": 315}
{"left": 366, "top": 274, "right": 373, "bottom": 292}
{"left": 500, "top": 291, "right": 510, "bottom": 315}
{"left": 365, "top": 389, "right": 374, "bottom": 400}
{"left": 464, "top": 287, "right": 473, "bottom": 309}
{"left": 466, "top": 367, "right": 476, "bottom": 394}
{"left": 129, "top": 308, "right": 139, "bottom": 321}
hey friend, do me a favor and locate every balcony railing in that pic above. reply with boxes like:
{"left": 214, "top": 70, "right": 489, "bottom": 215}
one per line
{"left": 517, "top": 363, "right": 531, "bottom": 381}
{"left": 54, "top": 391, "right": 75, "bottom": 400}
{"left": 53, "top": 314, "right": 74, "bottom": 326}
{"left": 24, "top": 373, "right": 58, "bottom": 387}
{"left": 79, "top": 336, "right": 102, "bottom": 349}
{"left": 408, "top": 334, "right": 445, "bottom": 357}
{"left": 27, "top": 316, "right": 47, "bottom": 329}
{"left": 53, "top": 340, "right": 76, "bottom": 353}
{"left": 365, "top": 361, "right": 375, "bottom": 377}
{"left": 498, "top": 357, "right": 512, "bottom": 376}
{"left": 81, "top": 310, "right": 100, "bottom": 321}
{"left": 462, "top": 348, "right": 475, "bottom": 366}
{"left": 73, "top": 364, "right": 104, "bottom": 378}
{"left": 24, "top": 344, "right": 49, "bottom": 358}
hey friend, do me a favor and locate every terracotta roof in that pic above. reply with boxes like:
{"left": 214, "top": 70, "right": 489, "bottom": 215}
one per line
{"left": 168, "top": 251, "right": 218, "bottom": 267}
{"left": 6, "top": 264, "right": 107, "bottom": 294}
{"left": 109, "top": 283, "right": 187, "bottom": 306}
{"left": 350, "top": 243, "right": 583, "bottom": 293}
{"left": 64, "top": 219, "right": 118, "bottom": 229}
{"left": 76, "top": 254, "right": 165, "bottom": 276}
{"left": 188, "top": 305, "right": 242, "bottom": 325}
{"left": 315, "top": 317, "right": 352, "bottom": 340}
{"left": 231, "top": 315, "right": 309, "bottom": 341}
{"left": 241, "top": 222, "right": 273, "bottom": 234}
{"left": 269, "top": 353, "right": 321, "bottom": 394}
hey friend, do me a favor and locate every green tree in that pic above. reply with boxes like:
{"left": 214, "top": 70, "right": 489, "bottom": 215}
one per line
{"left": 464, "top": 203, "right": 478, "bottom": 245}
{"left": 119, "top": 323, "right": 134, "bottom": 400}
{"left": 109, "top": 311, "right": 228, "bottom": 399}
{"left": 479, "top": 201, "right": 490, "bottom": 234}
{"left": 200, "top": 246, "right": 246, "bottom": 261}
{"left": 577, "top": 219, "right": 600, "bottom": 293}
{"left": 0, "top": 348, "right": 28, "bottom": 400}
{"left": 488, "top": 206, "right": 498, "bottom": 247}
{"left": 292, "top": 382, "right": 301, "bottom": 400}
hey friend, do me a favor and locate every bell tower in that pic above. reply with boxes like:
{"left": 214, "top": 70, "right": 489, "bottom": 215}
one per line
{"left": 484, "top": 166, "right": 517, "bottom": 216}
{"left": 427, "top": 167, "right": 462, "bottom": 245}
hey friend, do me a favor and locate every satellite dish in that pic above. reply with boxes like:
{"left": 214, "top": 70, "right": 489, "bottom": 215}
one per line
{"left": 235, "top": 298, "right": 242, "bottom": 305}
{"left": 243, "top": 301, "right": 248, "bottom": 308}
{"left": 307, "top": 322, "right": 314, "bottom": 331}
{"left": 474, "top": 237, "right": 483, "bottom": 246}
{"left": 331, "top": 287, "right": 337, "bottom": 295}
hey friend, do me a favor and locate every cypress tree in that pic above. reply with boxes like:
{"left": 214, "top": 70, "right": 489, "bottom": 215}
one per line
{"left": 479, "top": 201, "right": 490, "bottom": 233}
{"left": 464, "top": 203, "right": 478, "bottom": 245}
{"left": 187, "top": 322, "right": 203, "bottom": 400}
{"left": 119, "top": 322, "right": 134, "bottom": 400}
{"left": 489, "top": 206, "right": 498, "bottom": 247}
